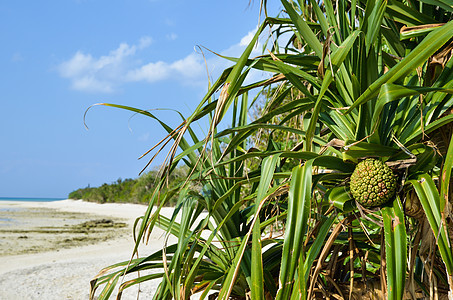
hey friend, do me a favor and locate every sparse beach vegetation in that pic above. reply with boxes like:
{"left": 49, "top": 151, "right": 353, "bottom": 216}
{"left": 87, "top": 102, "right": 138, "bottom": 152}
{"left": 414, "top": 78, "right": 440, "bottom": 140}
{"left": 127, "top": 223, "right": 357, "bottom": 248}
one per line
{"left": 68, "top": 165, "right": 188, "bottom": 205}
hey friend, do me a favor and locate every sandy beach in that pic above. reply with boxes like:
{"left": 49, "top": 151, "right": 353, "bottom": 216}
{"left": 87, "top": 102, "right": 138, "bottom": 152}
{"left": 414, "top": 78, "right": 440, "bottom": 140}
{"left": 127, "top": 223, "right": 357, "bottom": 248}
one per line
{"left": 0, "top": 200, "right": 176, "bottom": 300}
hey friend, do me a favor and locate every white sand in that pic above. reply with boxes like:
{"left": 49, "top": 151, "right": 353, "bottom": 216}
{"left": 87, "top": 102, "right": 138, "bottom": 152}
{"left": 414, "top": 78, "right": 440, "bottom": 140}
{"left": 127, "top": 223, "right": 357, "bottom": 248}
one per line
{"left": 0, "top": 200, "right": 179, "bottom": 300}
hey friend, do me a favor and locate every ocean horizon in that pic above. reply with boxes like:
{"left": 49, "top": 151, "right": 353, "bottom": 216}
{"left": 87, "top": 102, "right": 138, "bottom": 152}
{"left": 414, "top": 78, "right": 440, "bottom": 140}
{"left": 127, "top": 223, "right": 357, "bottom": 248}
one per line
{"left": 0, "top": 197, "right": 65, "bottom": 202}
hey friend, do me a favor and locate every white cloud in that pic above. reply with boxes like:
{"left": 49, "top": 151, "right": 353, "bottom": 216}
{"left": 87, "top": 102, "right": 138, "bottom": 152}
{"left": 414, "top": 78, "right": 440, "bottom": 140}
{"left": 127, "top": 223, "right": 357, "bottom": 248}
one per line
{"left": 125, "top": 52, "right": 205, "bottom": 85}
{"left": 223, "top": 26, "right": 263, "bottom": 58}
{"left": 72, "top": 76, "right": 114, "bottom": 93}
{"left": 239, "top": 28, "right": 257, "bottom": 47}
{"left": 57, "top": 29, "right": 270, "bottom": 93}
{"left": 171, "top": 53, "right": 205, "bottom": 79}
{"left": 58, "top": 51, "right": 93, "bottom": 78}
{"left": 57, "top": 37, "right": 151, "bottom": 93}
{"left": 126, "top": 61, "right": 171, "bottom": 82}
{"left": 138, "top": 36, "right": 153, "bottom": 49}
{"left": 166, "top": 33, "right": 178, "bottom": 41}
{"left": 204, "top": 26, "right": 270, "bottom": 86}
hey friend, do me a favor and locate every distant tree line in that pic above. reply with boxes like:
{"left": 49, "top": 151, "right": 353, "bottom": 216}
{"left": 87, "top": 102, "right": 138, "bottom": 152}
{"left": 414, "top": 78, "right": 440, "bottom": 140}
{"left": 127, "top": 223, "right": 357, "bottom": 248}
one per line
{"left": 68, "top": 166, "right": 188, "bottom": 206}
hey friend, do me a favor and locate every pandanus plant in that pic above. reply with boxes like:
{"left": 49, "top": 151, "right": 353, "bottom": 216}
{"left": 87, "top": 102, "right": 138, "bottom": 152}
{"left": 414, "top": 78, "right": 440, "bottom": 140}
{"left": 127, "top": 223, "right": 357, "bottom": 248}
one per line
{"left": 90, "top": 0, "right": 453, "bottom": 299}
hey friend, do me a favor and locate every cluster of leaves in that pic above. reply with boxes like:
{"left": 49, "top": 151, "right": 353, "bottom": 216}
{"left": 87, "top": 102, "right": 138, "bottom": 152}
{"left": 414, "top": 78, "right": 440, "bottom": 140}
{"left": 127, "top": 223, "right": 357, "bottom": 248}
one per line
{"left": 68, "top": 166, "right": 188, "bottom": 205}
{"left": 89, "top": 0, "right": 453, "bottom": 299}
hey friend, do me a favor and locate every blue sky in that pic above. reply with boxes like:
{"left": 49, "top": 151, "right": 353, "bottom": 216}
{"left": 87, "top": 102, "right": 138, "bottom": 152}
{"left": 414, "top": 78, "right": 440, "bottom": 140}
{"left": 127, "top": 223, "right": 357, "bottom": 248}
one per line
{"left": 0, "top": 1, "right": 282, "bottom": 198}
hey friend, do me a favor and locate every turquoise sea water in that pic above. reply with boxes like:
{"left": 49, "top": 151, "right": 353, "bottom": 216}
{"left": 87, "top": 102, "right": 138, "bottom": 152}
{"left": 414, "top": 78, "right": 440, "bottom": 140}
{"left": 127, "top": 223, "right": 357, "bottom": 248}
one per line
{"left": 0, "top": 197, "right": 64, "bottom": 202}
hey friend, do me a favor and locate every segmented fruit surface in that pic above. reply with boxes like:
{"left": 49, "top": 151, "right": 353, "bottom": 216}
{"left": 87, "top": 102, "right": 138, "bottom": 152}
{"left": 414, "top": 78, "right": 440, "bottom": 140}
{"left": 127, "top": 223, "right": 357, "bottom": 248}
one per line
{"left": 350, "top": 159, "right": 397, "bottom": 207}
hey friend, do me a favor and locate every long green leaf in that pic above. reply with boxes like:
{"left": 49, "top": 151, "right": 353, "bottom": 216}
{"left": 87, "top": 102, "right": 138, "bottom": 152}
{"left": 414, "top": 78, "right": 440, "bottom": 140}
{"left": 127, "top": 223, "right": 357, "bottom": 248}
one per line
{"left": 213, "top": 19, "right": 269, "bottom": 125}
{"left": 371, "top": 84, "right": 453, "bottom": 142}
{"left": 386, "top": 0, "right": 436, "bottom": 26}
{"left": 276, "top": 160, "right": 313, "bottom": 299}
{"left": 305, "top": 30, "right": 361, "bottom": 151}
{"left": 440, "top": 130, "right": 453, "bottom": 211}
{"left": 400, "top": 23, "right": 444, "bottom": 40}
{"left": 299, "top": 214, "right": 336, "bottom": 296}
{"left": 252, "top": 155, "right": 281, "bottom": 299}
{"left": 281, "top": 0, "right": 323, "bottom": 58}
{"left": 342, "top": 141, "right": 398, "bottom": 162}
{"left": 408, "top": 174, "right": 453, "bottom": 274}
{"left": 419, "top": 0, "right": 453, "bottom": 12}
{"left": 326, "top": 186, "right": 355, "bottom": 212}
{"left": 405, "top": 114, "right": 453, "bottom": 145}
{"left": 217, "top": 186, "right": 280, "bottom": 299}
{"left": 365, "top": 0, "right": 388, "bottom": 52}
{"left": 382, "top": 196, "right": 407, "bottom": 300}
{"left": 347, "top": 21, "right": 453, "bottom": 113}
